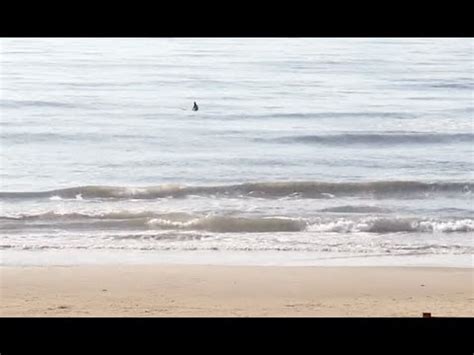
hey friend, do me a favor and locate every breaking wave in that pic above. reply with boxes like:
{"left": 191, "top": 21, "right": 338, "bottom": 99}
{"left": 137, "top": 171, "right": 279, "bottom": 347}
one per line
{"left": 147, "top": 216, "right": 306, "bottom": 233}
{"left": 307, "top": 217, "right": 474, "bottom": 234}
{"left": 1, "top": 211, "right": 473, "bottom": 234}
{"left": 1, "top": 180, "right": 472, "bottom": 200}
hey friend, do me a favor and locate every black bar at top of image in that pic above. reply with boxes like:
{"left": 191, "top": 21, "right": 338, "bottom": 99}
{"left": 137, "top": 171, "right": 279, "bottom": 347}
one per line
{"left": 1, "top": 3, "right": 473, "bottom": 37}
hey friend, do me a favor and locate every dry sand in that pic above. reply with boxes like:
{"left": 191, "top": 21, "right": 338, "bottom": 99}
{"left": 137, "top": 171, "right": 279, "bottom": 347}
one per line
{"left": 1, "top": 265, "right": 472, "bottom": 317}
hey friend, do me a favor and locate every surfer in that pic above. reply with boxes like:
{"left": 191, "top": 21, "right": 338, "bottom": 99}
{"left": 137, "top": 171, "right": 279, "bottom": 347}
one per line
{"left": 192, "top": 101, "right": 199, "bottom": 111}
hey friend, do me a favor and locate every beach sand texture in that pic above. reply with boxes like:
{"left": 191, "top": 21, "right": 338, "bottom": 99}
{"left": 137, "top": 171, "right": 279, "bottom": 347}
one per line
{"left": 1, "top": 266, "right": 472, "bottom": 317}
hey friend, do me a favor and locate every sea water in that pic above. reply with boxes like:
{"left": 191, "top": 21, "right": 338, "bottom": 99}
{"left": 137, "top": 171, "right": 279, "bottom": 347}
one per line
{"left": 0, "top": 38, "right": 472, "bottom": 266}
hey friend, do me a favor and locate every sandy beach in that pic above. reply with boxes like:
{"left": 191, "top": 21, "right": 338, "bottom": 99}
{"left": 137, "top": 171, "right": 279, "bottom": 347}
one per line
{"left": 0, "top": 265, "right": 472, "bottom": 317}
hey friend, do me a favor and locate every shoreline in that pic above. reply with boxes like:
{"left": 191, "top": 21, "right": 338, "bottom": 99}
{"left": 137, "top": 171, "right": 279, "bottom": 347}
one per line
{"left": 1, "top": 265, "right": 472, "bottom": 317}
{"left": 1, "top": 249, "right": 471, "bottom": 268}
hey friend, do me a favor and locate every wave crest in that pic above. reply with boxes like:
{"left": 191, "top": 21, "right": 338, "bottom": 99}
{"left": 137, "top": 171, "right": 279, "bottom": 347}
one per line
{"left": 148, "top": 216, "right": 306, "bottom": 233}
{"left": 262, "top": 133, "right": 474, "bottom": 145}
{"left": 1, "top": 181, "right": 471, "bottom": 200}
{"left": 308, "top": 217, "right": 474, "bottom": 234}
{"left": 1, "top": 211, "right": 473, "bottom": 234}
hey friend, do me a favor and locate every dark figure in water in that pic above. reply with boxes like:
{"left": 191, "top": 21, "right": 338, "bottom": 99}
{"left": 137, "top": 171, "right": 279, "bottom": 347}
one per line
{"left": 192, "top": 101, "right": 199, "bottom": 111}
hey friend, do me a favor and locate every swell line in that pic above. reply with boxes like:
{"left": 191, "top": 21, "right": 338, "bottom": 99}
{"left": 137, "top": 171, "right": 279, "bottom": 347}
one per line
{"left": 1, "top": 181, "right": 472, "bottom": 200}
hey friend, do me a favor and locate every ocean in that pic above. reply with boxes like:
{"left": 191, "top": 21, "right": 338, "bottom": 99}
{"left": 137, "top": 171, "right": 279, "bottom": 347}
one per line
{"left": 0, "top": 38, "right": 472, "bottom": 266}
